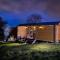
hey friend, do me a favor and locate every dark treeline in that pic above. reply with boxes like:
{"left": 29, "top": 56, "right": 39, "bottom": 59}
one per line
{"left": 0, "top": 17, "right": 7, "bottom": 41}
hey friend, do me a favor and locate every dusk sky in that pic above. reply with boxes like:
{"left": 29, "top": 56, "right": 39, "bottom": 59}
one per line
{"left": 0, "top": 0, "right": 60, "bottom": 27}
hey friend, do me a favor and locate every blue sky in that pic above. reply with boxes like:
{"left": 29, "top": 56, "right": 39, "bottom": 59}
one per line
{"left": 0, "top": 0, "right": 60, "bottom": 27}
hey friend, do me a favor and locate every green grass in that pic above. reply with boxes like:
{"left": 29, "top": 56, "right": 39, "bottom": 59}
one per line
{"left": 0, "top": 42, "right": 25, "bottom": 46}
{"left": 0, "top": 43, "right": 60, "bottom": 52}
{"left": 0, "top": 43, "right": 60, "bottom": 60}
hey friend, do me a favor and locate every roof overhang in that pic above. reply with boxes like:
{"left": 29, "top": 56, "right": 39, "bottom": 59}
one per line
{"left": 18, "top": 22, "right": 59, "bottom": 26}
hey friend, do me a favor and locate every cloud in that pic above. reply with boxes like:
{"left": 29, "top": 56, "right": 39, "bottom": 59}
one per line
{"left": 0, "top": 0, "right": 60, "bottom": 26}
{"left": 0, "top": 0, "right": 47, "bottom": 13}
{"left": 47, "top": 0, "right": 60, "bottom": 16}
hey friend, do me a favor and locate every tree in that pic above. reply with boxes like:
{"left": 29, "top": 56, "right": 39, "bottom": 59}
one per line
{"left": 0, "top": 17, "right": 7, "bottom": 41}
{"left": 27, "top": 14, "right": 42, "bottom": 24}
{"left": 26, "top": 14, "right": 42, "bottom": 42}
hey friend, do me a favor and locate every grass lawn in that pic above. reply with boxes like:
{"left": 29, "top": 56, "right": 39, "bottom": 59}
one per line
{"left": 0, "top": 43, "right": 60, "bottom": 60}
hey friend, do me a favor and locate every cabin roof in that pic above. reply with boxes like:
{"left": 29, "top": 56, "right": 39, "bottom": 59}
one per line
{"left": 18, "top": 22, "right": 59, "bottom": 26}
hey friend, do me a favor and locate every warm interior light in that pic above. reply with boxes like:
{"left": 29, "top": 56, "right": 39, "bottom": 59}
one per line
{"left": 39, "top": 26, "right": 45, "bottom": 29}
{"left": 25, "top": 26, "right": 28, "bottom": 29}
{"left": 33, "top": 26, "right": 36, "bottom": 30}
